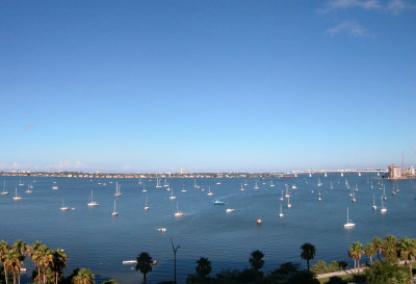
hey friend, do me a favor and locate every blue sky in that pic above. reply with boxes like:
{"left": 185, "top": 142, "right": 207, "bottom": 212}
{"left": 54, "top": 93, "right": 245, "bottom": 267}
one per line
{"left": 0, "top": 0, "right": 415, "bottom": 172}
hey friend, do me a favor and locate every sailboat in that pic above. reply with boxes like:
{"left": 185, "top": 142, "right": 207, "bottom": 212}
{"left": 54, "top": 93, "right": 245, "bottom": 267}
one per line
{"left": 318, "top": 191, "right": 322, "bottom": 201}
{"left": 351, "top": 191, "right": 357, "bottom": 203}
{"left": 87, "top": 190, "right": 99, "bottom": 207}
{"left": 324, "top": 172, "right": 328, "bottom": 178}
{"left": 181, "top": 184, "right": 187, "bottom": 193}
{"left": 193, "top": 180, "right": 200, "bottom": 189}
{"left": 25, "top": 184, "right": 33, "bottom": 194}
{"left": 155, "top": 177, "right": 162, "bottom": 189}
{"left": 285, "top": 184, "right": 290, "bottom": 198}
{"left": 358, "top": 172, "right": 361, "bottom": 177}
{"left": 382, "top": 185, "right": 387, "bottom": 201}
{"left": 12, "top": 188, "right": 22, "bottom": 201}
{"left": 169, "top": 188, "right": 176, "bottom": 200}
{"left": 18, "top": 180, "right": 24, "bottom": 187}
{"left": 287, "top": 195, "right": 292, "bottom": 208}
{"left": 279, "top": 203, "right": 284, "bottom": 218}
{"left": 114, "top": 182, "right": 122, "bottom": 197}
{"left": 254, "top": 182, "right": 259, "bottom": 190}
{"left": 174, "top": 202, "right": 184, "bottom": 218}
{"left": 60, "top": 199, "right": 70, "bottom": 212}
{"left": 163, "top": 179, "right": 169, "bottom": 188}
{"left": 354, "top": 184, "right": 359, "bottom": 192}
{"left": 270, "top": 180, "right": 275, "bottom": 188}
{"left": 144, "top": 196, "right": 150, "bottom": 211}
{"left": 225, "top": 208, "right": 235, "bottom": 214}
{"left": 207, "top": 186, "right": 214, "bottom": 196}
{"left": 112, "top": 200, "right": 119, "bottom": 217}
{"left": 280, "top": 189, "right": 284, "bottom": 201}
{"left": 240, "top": 183, "right": 245, "bottom": 192}
{"left": 142, "top": 184, "right": 147, "bottom": 193}
{"left": 344, "top": 207, "right": 355, "bottom": 229}
{"left": 52, "top": 182, "right": 59, "bottom": 190}
{"left": 340, "top": 172, "right": 344, "bottom": 177}
{"left": 329, "top": 181, "right": 334, "bottom": 190}
{"left": 317, "top": 178, "right": 323, "bottom": 187}
{"left": 1, "top": 181, "right": 9, "bottom": 196}
{"left": 380, "top": 196, "right": 387, "bottom": 214}
{"left": 372, "top": 194, "right": 377, "bottom": 210}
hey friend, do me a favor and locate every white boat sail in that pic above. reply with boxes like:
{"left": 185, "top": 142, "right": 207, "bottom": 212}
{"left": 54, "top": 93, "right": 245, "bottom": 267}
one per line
{"left": 344, "top": 207, "right": 355, "bottom": 229}
{"left": 112, "top": 200, "right": 119, "bottom": 217}
{"left": 87, "top": 190, "right": 99, "bottom": 207}
{"left": 1, "top": 181, "right": 9, "bottom": 196}
{"left": 114, "top": 182, "right": 122, "bottom": 197}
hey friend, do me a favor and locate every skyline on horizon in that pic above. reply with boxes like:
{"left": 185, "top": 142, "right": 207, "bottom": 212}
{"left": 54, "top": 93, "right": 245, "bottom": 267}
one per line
{"left": 1, "top": 0, "right": 415, "bottom": 172}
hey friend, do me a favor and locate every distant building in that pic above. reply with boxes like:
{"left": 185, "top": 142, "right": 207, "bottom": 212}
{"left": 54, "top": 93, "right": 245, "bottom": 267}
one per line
{"left": 388, "top": 164, "right": 402, "bottom": 179}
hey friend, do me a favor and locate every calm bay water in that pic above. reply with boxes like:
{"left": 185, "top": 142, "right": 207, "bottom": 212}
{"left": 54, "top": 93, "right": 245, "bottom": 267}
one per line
{"left": 1, "top": 174, "right": 416, "bottom": 283}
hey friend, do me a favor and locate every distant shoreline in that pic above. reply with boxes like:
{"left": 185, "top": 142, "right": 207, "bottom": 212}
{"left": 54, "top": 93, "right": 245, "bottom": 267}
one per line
{"left": 0, "top": 170, "right": 386, "bottom": 179}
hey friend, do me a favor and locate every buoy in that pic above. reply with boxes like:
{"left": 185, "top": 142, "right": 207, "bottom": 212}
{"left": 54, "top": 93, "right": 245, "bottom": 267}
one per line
{"left": 256, "top": 218, "right": 263, "bottom": 225}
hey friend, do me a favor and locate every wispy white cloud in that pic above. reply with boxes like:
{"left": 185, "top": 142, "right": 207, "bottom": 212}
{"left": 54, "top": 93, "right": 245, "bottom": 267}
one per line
{"left": 326, "top": 21, "right": 370, "bottom": 37}
{"left": 320, "top": 0, "right": 382, "bottom": 13}
{"left": 321, "top": 0, "right": 414, "bottom": 14}
{"left": 386, "top": 0, "right": 415, "bottom": 14}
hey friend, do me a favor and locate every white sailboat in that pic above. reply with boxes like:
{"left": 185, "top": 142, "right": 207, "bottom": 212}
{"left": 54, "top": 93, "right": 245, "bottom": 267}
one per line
{"left": 279, "top": 203, "right": 284, "bottom": 218}
{"left": 287, "top": 195, "right": 292, "bottom": 208}
{"left": 163, "top": 179, "right": 169, "bottom": 188}
{"left": 207, "top": 186, "right": 214, "bottom": 196}
{"left": 52, "top": 182, "right": 59, "bottom": 191}
{"left": 318, "top": 191, "right": 322, "bottom": 201}
{"left": 340, "top": 172, "right": 344, "bottom": 177}
{"left": 344, "top": 207, "right": 355, "bottom": 229}
{"left": 114, "top": 182, "right": 122, "bottom": 197}
{"left": 270, "top": 180, "right": 275, "bottom": 188}
{"left": 142, "top": 185, "right": 147, "bottom": 193}
{"left": 240, "top": 183, "right": 245, "bottom": 192}
{"left": 317, "top": 178, "right": 323, "bottom": 187}
{"left": 351, "top": 191, "right": 357, "bottom": 203}
{"left": 174, "top": 202, "right": 184, "bottom": 218}
{"left": 380, "top": 196, "right": 387, "bottom": 214}
{"left": 1, "top": 181, "right": 9, "bottom": 196}
{"left": 169, "top": 188, "right": 176, "bottom": 200}
{"left": 25, "top": 184, "right": 33, "bottom": 194}
{"left": 285, "top": 184, "right": 290, "bottom": 198}
{"left": 87, "top": 190, "right": 99, "bottom": 207}
{"left": 225, "top": 208, "right": 235, "bottom": 214}
{"left": 18, "top": 180, "right": 24, "bottom": 187}
{"left": 329, "top": 181, "right": 334, "bottom": 190}
{"left": 280, "top": 189, "right": 284, "bottom": 201}
{"left": 254, "top": 182, "right": 259, "bottom": 190}
{"left": 60, "top": 199, "right": 70, "bottom": 212}
{"left": 112, "top": 200, "right": 119, "bottom": 217}
{"left": 372, "top": 194, "right": 377, "bottom": 210}
{"left": 12, "top": 188, "right": 22, "bottom": 201}
{"left": 155, "top": 177, "right": 162, "bottom": 189}
{"left": 144, "top": 196, "right": 150, "bottom": 211}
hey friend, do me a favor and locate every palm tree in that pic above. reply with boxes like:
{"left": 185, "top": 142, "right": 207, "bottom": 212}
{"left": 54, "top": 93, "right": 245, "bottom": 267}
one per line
{"left": 300, "top": 243, "right": 316, "bottom": 271}
{"left": 195, "top": 257, "right": 212, "bottom": 279}
{"left": 0, "top": 241, "right": 10, "bottom": 284}
{"left": 51, "top": 249, "right": 67, "bottom": 284}
{"left": 371, "top": 237, "right": 383, "bottom": 260}
{"left": 348, "top": 241, "right": 363, "bottom": 269}
{"left": 28, "top": 241, "right": 49, "bottom": 284}
{"left": 136, "top": 252, "right": 153, "bottom": 284}
{"left": 249, "top": 250, "right": 265, "bottom": 272}
{"left": 71, "top": 268, "right": 94, "bottom": 284}
{"left": 3, "top": 250, "right": 21, "bottom": 284}
{"left": 382, "top": 235, "right": 398, "bottom": 263}
{"left": 363, "top": 242, "right": 376, "bottom": 265}
{"left": 398, "top": 238, "right": 415, "bottom": 279}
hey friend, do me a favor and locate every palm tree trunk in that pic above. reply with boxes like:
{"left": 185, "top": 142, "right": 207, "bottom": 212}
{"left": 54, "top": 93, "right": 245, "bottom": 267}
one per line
{"left": 143, "top": 273, "right": 147, "bottom": 284}
{"left": 307, "top": 259, "right": 310, "bottom": 271}
{"left": 55, "top": 272, "right": 58, "bottom": 284}
{"left": 4, "top": 267, "right": 9, "bottom": 284}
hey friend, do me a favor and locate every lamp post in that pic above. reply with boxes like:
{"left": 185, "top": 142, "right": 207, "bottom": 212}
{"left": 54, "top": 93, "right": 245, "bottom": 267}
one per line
{"left": 170, "top": 238, "right": 180, "bottom": 284}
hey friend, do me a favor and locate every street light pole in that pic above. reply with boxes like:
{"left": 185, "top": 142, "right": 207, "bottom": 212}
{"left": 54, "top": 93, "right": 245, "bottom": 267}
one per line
{"left": 170, "top": 238, "right": 180, "bottom": 284}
